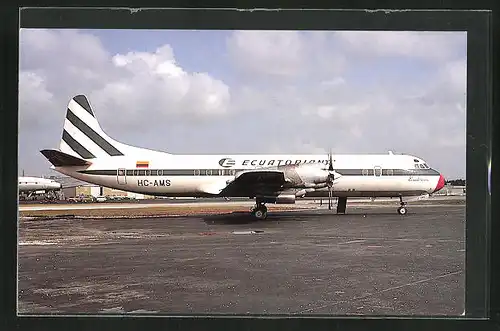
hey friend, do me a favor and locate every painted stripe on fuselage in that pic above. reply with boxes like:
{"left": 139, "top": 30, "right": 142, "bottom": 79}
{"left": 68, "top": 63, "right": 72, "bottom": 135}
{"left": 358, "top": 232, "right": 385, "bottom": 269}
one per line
{"left": 65, "top": 109, "right": 124, "bottom": 157}
{"left": 77, "top": 168, "right": 440, "bottom": 177}
{"left": 62, "top": 130, "right": 96, "bottom": 159}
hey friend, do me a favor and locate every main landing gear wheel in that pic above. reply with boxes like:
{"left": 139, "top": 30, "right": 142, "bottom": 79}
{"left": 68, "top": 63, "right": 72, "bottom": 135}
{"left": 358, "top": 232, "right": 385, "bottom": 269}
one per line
{"left": 251, "top": 204, "right": 268, "bottom": 220}
{"left": 397, "top": 196, "right": 408, "bottom": 215}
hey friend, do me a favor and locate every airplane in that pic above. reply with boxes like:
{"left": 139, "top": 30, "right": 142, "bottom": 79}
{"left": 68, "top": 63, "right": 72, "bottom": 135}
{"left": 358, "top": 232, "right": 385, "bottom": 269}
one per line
{"left": 18, "top": 176, "right": 61, "bottom": 196}
{"left": 39, "top": 95, "right": 446, "bottom": 220}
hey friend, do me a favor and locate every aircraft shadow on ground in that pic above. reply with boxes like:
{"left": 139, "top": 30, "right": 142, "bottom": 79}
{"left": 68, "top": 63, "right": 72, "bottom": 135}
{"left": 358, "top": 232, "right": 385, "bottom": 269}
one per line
{"left": 201, "top": 210, "right": 371, "bottom": 225}
{"left": 201, "top": 211, "right": 320, "bottom": 225}
{"left": 200, "top": 209, "right": 433, "bottom": 224}
{"left": 202, "top": 212, "right": 267, "bottom": 225}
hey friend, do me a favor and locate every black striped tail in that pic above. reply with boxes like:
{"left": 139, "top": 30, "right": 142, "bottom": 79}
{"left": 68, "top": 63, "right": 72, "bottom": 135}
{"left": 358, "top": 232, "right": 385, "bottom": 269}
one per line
{"left": 58, "top": 95, "right": 124, "bottom": 159}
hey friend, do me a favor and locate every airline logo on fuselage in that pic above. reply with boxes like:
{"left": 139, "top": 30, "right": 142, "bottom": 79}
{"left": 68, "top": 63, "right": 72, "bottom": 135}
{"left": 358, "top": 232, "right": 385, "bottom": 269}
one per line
{"left": 408, "top": 176, "right": 429, "bottom": 182}
{"left": 243, "top": 159, "right": 329, "bottom": 167}
{"left": 219, "top": 158, "right": 236, "bottom": 168}
{"left": 219, "top": 158, "right": 329, "bottom": 168}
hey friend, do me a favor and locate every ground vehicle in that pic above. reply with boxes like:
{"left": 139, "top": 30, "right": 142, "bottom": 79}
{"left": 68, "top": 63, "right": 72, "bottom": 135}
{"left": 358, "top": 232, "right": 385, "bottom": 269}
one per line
{"left": 95, "top": 196, "right": 107, "bottom": 202}
{"left": 67, "top": 195, "right": 95, "bottom": 203}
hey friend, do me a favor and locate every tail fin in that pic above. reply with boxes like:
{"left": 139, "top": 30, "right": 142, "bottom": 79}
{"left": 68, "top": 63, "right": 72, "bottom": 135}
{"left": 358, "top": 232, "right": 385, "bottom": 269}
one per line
{"left": 59, "top": 95, "right": 125, "bottom": 160}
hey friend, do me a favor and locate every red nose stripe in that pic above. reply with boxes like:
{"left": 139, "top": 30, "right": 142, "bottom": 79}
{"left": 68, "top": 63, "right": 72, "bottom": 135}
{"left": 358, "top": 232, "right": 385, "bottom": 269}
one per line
{"left": 433, "top": 174, "right": 445, "bottom": 193}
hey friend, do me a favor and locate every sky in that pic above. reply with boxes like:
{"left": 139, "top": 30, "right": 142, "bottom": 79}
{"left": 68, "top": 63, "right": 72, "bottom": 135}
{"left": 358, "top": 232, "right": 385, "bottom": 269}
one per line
{"left": 18, "top": 29, "right": 467, "bottom": 179}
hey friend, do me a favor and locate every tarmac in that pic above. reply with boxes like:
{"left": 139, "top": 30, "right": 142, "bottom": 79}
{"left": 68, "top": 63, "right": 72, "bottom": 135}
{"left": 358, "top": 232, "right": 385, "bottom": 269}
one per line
{"left": 17, "top": 202, "right": 466, "bottom": 316}
{"left": 18, "top": 195, "right": 464, "bottom": 211}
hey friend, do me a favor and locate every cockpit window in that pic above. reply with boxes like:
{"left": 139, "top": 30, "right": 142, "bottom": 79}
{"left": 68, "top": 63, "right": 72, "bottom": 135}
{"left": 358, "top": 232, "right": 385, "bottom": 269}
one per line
{"left": 414, "top": 161, "right": 430, "bottom": 169}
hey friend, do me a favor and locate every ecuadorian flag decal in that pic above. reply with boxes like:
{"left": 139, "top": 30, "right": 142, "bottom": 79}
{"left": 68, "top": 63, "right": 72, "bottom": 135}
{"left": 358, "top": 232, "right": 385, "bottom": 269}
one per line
{"left": 136, "top": 161, "right": 149, "bottom": 168}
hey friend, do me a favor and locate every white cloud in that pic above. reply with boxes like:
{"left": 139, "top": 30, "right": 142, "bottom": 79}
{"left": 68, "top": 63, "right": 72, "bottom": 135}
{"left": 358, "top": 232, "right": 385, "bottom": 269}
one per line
{"left": 18, "top": 29, "right": 466, "bottom": 179}
{"left": 224, "top": 31, "right": 466, "bottom": 177}
{"left": 18, "top": 71, "right": 54, "bottom": 130}
{"left": 227, "top": 30, "right": 347, "bottom": 79}
{"left": 336, "top": 31, "right": 465, "bottom": 62}
{"left": 226, "top": 31, "right": 304, "bottom": 77}
{"left": 267, "top": 139, "right": 328, "bottom": 155}
{"left": 19, "top": 29, "right": 231, "bottom": 133}
{"left": 442, "top": 59, "right": 467, "bottom": 95}
{"left": 91, "top": 45, "right": 231, "bottom": 128}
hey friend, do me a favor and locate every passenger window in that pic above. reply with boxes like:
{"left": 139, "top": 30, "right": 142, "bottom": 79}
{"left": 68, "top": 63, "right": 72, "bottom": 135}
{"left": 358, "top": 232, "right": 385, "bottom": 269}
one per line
{"left": 158, "top": 170, "right": 163, "bottom": 176}
{"left": 387, "top": 169, "right": 394, "bottom": 176}
{"left": 362, "top": 169, "right": 368, "bottom": 176}
{"left": 206, "top": 169, "right": 212, "bottom": 176}
{"left": 145, "top": 170, "right": 150, "bottom": 176}
{"left": 194, "top": 169, "right": 200, "bottom": 176}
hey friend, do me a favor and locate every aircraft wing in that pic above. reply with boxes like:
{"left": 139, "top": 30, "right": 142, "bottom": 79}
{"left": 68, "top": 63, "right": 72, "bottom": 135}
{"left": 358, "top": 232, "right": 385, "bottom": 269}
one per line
{"left": 219, "top": 169, "right": 286, "bottom": 197}
{"left": 199, "top": 169, "right": 286, "bottom": 196}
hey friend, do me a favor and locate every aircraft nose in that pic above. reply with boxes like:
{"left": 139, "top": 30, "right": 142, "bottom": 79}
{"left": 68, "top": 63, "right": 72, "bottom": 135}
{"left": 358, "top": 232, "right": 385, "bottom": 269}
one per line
{"left": 433, "top": 174, "right": 445, "bottom": 193}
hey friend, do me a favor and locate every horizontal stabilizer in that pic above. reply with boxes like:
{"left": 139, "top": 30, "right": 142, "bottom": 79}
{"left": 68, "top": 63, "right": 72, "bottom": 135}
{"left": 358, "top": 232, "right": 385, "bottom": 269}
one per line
{"left": 40, "top": 149, "right": 92, "bottom": 167}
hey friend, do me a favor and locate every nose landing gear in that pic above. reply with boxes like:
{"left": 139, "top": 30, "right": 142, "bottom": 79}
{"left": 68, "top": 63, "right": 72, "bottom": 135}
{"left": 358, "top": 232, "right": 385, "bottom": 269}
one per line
{"left": 397, "top": 196, "right": 408, "bottom": 215}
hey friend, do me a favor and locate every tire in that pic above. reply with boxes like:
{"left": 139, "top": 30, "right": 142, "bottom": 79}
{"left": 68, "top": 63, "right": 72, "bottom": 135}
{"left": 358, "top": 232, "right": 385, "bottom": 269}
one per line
{"left": 253, "top": 208, "right": 268, "bottom": 220}
{"left": 398, "top": 207, "right": 407, "bottom": 215}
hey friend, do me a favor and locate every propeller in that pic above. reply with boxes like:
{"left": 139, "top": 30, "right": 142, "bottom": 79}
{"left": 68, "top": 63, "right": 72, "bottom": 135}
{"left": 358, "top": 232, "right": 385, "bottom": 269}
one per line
{"left": 325, "top": 149, "right": 335, "bottom": 210}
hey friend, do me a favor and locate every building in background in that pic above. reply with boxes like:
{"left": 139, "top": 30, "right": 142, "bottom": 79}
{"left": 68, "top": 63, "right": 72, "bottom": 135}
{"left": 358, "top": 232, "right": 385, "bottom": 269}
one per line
{"left": 53, "top": 175, "right": 155, "bottom": 200}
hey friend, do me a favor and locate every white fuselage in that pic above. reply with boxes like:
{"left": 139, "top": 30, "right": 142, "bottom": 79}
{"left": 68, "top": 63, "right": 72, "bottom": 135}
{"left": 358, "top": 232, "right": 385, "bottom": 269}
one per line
{"left": 53, "top": 152, "right": 443, "bottom": 199}
{"left": 43, "top": 94, "right": 445, "bottom": 202}
{"left": 18, "top": 176, "right": 61, "bottom": 193}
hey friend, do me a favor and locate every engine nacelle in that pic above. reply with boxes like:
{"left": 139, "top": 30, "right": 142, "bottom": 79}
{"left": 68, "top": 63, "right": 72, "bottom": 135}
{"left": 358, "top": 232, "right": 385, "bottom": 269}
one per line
{"left": 280, "top": 163, "right": 339, "bottom": 189}
{"left": 295, "top": 188, "right": 317, "bottom": 197}
{"left": 259, "top": 194, "right": 296, "bottom": 204}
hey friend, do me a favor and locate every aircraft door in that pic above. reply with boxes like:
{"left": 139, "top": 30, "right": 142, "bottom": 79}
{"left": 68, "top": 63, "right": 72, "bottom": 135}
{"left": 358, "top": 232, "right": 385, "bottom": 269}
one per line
{"left": 117, "top": 168, "right": 127, "bottom": 185}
